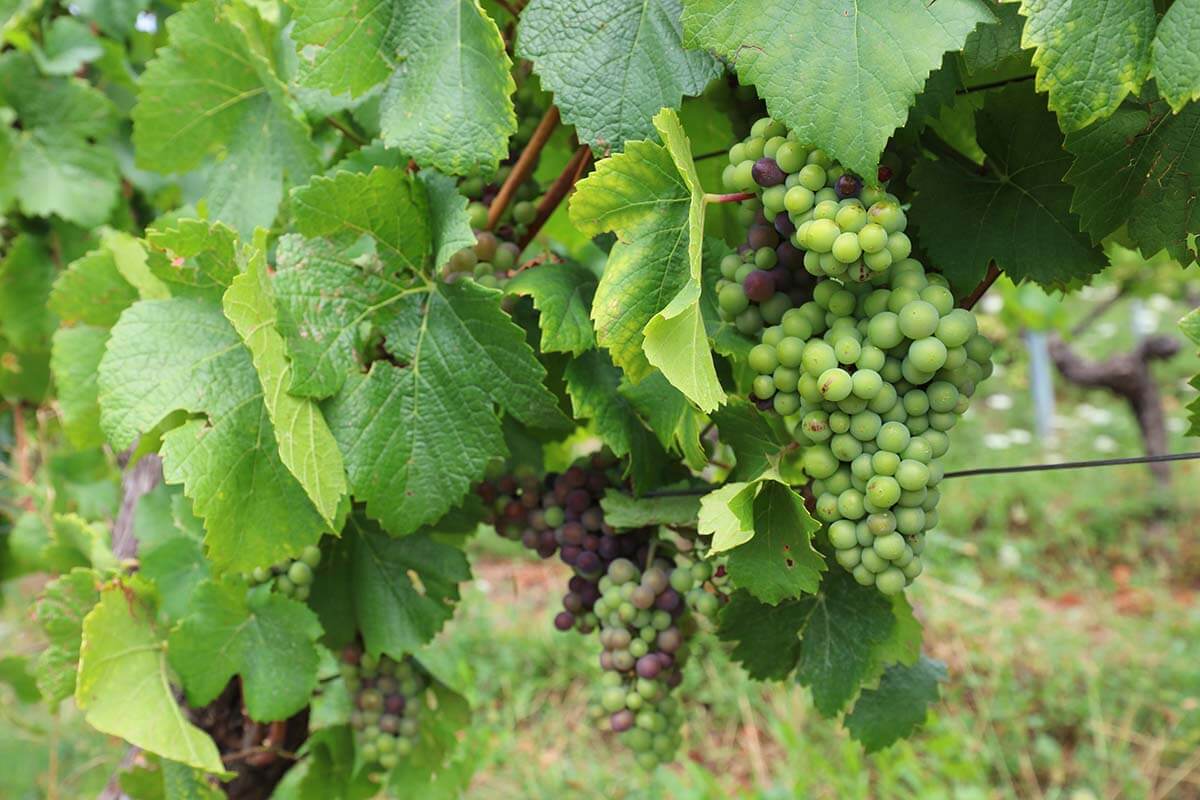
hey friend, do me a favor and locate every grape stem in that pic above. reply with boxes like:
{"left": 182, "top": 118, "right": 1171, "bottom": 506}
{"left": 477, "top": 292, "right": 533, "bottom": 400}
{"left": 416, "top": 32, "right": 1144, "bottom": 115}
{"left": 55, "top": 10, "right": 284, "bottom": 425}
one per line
{"left": 325, "top": 115, "right": 367, "bottom": 147}
{"left": 517, "top": 143, "right": 593, "bottom": 250}
{"left": 959, "top": 262, "right": 1000, "bottom": 310}
{"left": 704, "top": 191, "right": 757, "bottom": 204}
{"left": 487, "top": 105, "right": 560, "bottom": 231}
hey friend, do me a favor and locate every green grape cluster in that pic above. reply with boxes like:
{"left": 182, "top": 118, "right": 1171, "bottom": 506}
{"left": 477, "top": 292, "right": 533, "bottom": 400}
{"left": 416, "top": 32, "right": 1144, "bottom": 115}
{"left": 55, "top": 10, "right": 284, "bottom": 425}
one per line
{"left": 784, "top": 261, "right": 993, "bottom": 593}
{"left": 342, "top": 646, "right": 429, "bottom": 771}
{"left": 588, "top": 556, "right": 701, "bottom": 768}
{"left": 244, "top": 545, "right": 320, "bottom": 601}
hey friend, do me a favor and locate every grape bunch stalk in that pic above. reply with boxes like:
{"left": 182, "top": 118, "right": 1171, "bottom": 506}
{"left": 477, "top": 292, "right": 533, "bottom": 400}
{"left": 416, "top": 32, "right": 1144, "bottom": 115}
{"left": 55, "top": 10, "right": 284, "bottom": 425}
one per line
{"left": 243, "top": 545, "right": 321, "bottom": 601}
{"left": 719, "top": 115, "right": 994, "bottom": 594}
{"left": 477, "top": 454, "right": 654, "bottom": 633}
{"left": 340, "top": 645, "right": 429, "bottom": 771}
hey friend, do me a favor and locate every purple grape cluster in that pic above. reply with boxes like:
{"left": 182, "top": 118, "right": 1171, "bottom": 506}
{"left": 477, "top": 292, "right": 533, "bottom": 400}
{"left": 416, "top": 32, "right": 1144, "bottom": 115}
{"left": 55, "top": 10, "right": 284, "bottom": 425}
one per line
{"left": 477, "top": 454, "right": 655, "bottom": 634}
{"left": 340, "top": 645, "right": 428, "bottom": 771}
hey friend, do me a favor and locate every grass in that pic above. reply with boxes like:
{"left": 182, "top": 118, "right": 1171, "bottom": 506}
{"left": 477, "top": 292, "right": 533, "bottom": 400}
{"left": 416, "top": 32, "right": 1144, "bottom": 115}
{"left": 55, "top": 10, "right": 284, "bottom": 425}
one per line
{"left": 1, "top": 280, "right": 1198, "bottom": 799}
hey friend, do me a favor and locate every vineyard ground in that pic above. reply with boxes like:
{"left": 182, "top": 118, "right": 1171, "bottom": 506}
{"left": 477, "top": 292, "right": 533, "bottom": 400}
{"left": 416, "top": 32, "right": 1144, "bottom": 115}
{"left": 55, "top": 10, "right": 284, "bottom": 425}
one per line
{"left": 2, "top": 288, "right": 1199, "bottom": 800}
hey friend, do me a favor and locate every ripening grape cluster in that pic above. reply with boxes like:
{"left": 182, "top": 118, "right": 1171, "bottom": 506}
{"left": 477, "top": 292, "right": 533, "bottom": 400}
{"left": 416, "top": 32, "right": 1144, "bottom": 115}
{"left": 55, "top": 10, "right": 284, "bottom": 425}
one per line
{"left": 476, "top": 453, "right": 653, "bottom": 633}
{"left": 243, "top": 545, "right": 321, "bottom": 601}
{"left": 586, "top": 556, "right": 703, "bottom": 768}
{"left": 341, "top": 645, "right": 428, "bottom": 771}
{"left": 718, "top": 115, "right": 994, "bottom": 594}
{"left": 443, "top": 78, "right": 546, "bottom": 288}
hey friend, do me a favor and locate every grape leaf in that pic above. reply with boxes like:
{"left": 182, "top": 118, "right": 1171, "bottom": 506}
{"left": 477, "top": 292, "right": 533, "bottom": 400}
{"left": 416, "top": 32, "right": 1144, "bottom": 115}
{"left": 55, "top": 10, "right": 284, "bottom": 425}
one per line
{"left": 727, "top": 480, "right": 824, "bottom": 604}
{"left": 711, "top": 399, "right": 791, "bottom": 481}
{"left": 961, "top": 2, "right": 1027, "bottom": 78}
{"left": 506, "top": 262, "right": 598, "bottom": 356}
{"left": 1009, "top": 0, "right": 1155, "bottom": 131}
{"left": 76, "top": 582, "right": 224, "bottom": 773}
{"left": 98, "top": 242, "right": 329, "bottom": 572}
{"left": 600, "top": 491, "right": 701, "bottom": 529}
{"left": 1, "top": 235, "right": 57, "bottom": 351}
{"left": 317, "top": 514, "right": 471, "bottom": 659}
{"left": 1064, "top": 100, "right": 1200, "bottom": 264}
{"left": 139, "top": 530, "right": 210, "bottom": 627}
{"left": 1181, "top": 308, "right": 1200, "bottom": 435}
{"left": 844, "top": 655, "right": 947, "bottom": 752}
{"left": 562, "top": 348, "right": 675, "bottom": 492}
{"left": 291, "top": 0, "right": 516, "bottom": 175}
{"left": 50, "top": 233, "right": 157, "bottom": 448}
{"left": 620, "top": 371, "right": 709, "bottom": 470}
{"left": 718, "top": 567, "right": 896, "bottom": 714}
{"left": 571, "top": 108, "right": 725, "bottom": 411}
{"left": 132, "top": 0, "right": 318, "bottom": 235}
{"left": 280, "top": 727, "right": 377, "bottom": 800}
{"left": 290, "top": 168, "right": 432, "bottom": 276}
{"left": 518, "top": 0, "right": 720, "bottom": 153}
{"left": 223, "top": 245, "right": 347, "bottom": 524}
{"left": 44, "top": 513, "right": 118, "bottom": 573}
{"left": 717, "top": 590, "right": 807, "bottom": 680}
{"left": 0, "top": 52, "right": 119, "bottom": 226}
{"left": 276, "top": 236, "right": 566, "bottom": 534}
{"left": 1151, "top": 0, "right": 1200, "bottom": 112}
{"left": 699, "top": 480, "right": 758, "bottom": 553}
{"left": 34, "top": 567, "right": 101, "bottom": 706}
{"left": 169, "top": 579, "right": 323, "bottom": 722}
{"left": 682, "top": 0, "right": 994, "bottom": 177}
{"left": 144, "top": 219, "right": 241, "bottom": 302}
{"left": 910, "top": 84, "right": 1105, "bottom": 292}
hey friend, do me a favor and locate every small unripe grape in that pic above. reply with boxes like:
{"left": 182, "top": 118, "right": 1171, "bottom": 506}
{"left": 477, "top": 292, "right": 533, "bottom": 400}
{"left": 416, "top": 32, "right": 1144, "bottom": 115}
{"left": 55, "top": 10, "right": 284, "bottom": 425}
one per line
{"left": 875, "top": 567, "right": 907, "bottom": 595}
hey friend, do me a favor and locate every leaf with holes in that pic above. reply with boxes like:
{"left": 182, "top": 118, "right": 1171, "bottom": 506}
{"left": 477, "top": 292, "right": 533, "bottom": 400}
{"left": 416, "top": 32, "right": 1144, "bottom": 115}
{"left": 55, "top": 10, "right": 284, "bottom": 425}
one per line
{"left": 726, "top": 480, "right": 824, "bottom": 604}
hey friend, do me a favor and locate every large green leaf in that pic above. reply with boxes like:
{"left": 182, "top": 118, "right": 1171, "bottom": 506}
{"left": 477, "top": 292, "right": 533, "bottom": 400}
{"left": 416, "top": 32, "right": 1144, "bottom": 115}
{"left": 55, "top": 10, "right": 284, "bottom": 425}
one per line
{"left": 910, "top": 84, "right": 1105, "bottom": 292}
{"left": 290, "top": 168, "right": 433, "bottom": 276}
{"left": 314, "top": 514, "right": 471, "bottom": 658}
{"left": 169, "top": 579, "right": 323, "bottom": 722}
{"left": 506, "top": 262, "right": 598, "bottom": 356}
{"left": 844, "top": 655, "right": 947, "bottom": 752}
{"left": 132, "top": 0, "right": 318, "bottom": 235}
{"left": 570, "top": 109, "right": 724, "bottom": 411}
{"left": 223, "top": 246, "right": 347, "bottom": 524}
{"left": 291, "top": 0, "right": 516, "bottom": 175}
{"left": 98, "top": 227, "right": 329, "bottom": 571}
{"left": 518, "top": 0, "right": 720, "bottom": 153}
{"left": 726, "top": 480, "right": 824, "bottom": 604}
{"left": 1151, "top": 0, "right": 1200, "bottom": 112}
{"left": 1064, "top": 100, "right": 1200, "bottom": 265}
{"left": 1008, "top": 0, "right": 1154, "bottom": 131}
{"left": 682, "top": 0, "right": 993, "bottom": 177}
{"left": 76, "top": 582, "right": 224, "bottom": 773}
{"left": 718, "top": 569, "right": 897, "bottom": 715}
{"left": 0, "top": 53, "right": 119, "bottom": 225}
{"left": 276, "top": 236, "right": 565, "bottom": 534}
